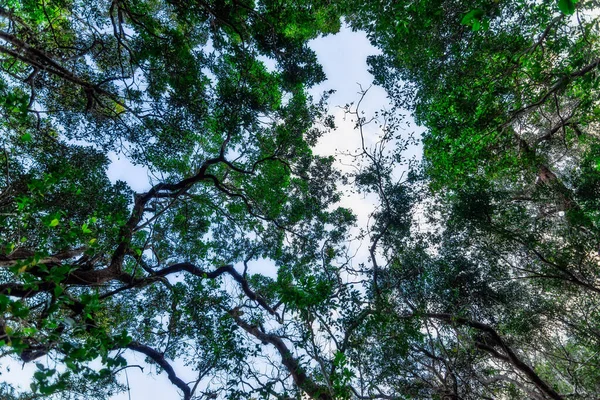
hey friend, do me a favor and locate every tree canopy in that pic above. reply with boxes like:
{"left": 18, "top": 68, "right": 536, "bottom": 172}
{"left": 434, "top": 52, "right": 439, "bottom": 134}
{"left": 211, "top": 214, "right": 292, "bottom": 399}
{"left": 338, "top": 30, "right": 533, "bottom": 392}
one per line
{"left": 1, "top": 0, "right": 599, "bottom": 399}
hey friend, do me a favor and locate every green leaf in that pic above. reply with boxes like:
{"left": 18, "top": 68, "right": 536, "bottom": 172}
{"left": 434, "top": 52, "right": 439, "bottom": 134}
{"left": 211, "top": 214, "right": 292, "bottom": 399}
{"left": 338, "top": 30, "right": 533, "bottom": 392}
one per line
{"left": 557, "top": 0, "right": 577, "bottom": 14}
{"left": 481, "top": 19, "right": 490, "bottom": 31}
{"left": 49, "top": 218, "right": 60, "bottom": 227}
{"left": 20, "top": 132, "right": 32, "bottom": 142}
{"left": 460, "top": 9, "right": 484, "bottom": 26}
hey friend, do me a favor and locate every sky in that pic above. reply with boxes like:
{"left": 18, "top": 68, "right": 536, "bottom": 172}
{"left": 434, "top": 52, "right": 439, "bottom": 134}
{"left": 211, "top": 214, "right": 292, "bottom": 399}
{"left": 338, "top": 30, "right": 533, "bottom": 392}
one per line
{"left": 3, "top": 26, "right": 422, "bottom": 400}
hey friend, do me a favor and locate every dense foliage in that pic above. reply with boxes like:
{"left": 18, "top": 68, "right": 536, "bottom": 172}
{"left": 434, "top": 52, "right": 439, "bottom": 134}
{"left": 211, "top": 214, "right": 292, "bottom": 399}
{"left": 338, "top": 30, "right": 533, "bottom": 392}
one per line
{"left": 347, "top": 0, "right": 600, "bottom": 399}
{"left": 0, "top": 0, "right": 599, "bottom": 399}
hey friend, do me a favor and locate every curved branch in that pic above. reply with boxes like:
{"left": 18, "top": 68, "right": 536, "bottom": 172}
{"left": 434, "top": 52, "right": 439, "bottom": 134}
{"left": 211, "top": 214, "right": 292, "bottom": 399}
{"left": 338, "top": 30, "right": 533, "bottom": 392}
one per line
{"left": 420, "top": 313, "right": 564, "bottom": 400}
{"left": 230, "top": 311, "right": 332, "bottom": 400}
{"left": 126, "top": 341, "right": 191, "bottom": 400}
{"left": 156, "top": 263, "right": 280, "bottom": 320}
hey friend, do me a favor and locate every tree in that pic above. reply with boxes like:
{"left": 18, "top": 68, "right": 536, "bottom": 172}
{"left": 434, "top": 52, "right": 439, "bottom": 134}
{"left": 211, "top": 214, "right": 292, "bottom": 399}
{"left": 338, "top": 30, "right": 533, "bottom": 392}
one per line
{"left": 342, "top": 0, "right": 600, "bottom": 399}
{"left": 0, "top": 0, "right": 356, "bottom": 398}
{"left": 3, "top": 0, "right": 600, "bottom": 399}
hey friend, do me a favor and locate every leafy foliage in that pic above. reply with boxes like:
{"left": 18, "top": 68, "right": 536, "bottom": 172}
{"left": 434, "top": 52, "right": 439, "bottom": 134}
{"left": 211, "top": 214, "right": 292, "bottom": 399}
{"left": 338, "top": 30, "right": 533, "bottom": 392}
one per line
{"left": 1, "top": 0, "right": 600, "bottom": 399}
{"left": 344, "top": 0, "right": 600, "bottom": 399}
{"left": 0, "top": 0, "right": 353, "bottom": 398}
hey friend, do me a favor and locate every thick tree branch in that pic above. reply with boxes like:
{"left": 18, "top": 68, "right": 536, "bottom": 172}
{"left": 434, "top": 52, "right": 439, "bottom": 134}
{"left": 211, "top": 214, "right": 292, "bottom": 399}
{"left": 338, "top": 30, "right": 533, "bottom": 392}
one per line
{"left": 230, "top": 311, "right": 332, "bottom": 400}
{"left": 155, "top": 263, "right": 280, "bottom": 320}
{"left": 420, "top": 313, "right": 564, "bottom": 400}
{"left": 126, "top": 341, "right": 191, "bottom": 400}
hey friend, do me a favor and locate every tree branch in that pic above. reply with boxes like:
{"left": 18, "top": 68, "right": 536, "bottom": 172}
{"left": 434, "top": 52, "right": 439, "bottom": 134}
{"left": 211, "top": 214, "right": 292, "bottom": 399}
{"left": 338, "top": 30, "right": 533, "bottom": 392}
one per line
{"left": 126, "top": 341, "right": 191, "bottom": 400}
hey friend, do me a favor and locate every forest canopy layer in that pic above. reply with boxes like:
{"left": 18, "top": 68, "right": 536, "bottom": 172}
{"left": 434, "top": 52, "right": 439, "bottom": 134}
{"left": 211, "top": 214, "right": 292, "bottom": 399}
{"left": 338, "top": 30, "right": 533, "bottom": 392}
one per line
{"left": 0, "top": 0, "right": 599, "bottom": 399}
